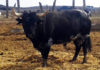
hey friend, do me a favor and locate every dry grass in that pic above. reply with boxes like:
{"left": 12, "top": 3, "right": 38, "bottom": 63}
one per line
{"left": 0, "top": 18, "right": 100, "bottom": 70}
{"left": 90, "top": 17, "right": 100, "bottom": 24}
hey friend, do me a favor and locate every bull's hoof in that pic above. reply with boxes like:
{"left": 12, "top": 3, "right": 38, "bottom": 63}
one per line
{"left": 42, "top": 59, "right": 47, "bottom": 67}
{"left": 69, "top": 59, "right": 76, "bottom": 62}
{"left": 42, "top": 63, "right": 47, "bottom": 67}
{"left": 69, "top": 60, "right": 75, "bottom": 62}
{"left": 82, "top": 60, "right": 87, "bottom": 64}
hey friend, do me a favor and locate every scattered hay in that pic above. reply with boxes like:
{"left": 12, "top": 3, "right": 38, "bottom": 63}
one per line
{"left": 0, "top": 18, "right": 100, "bottom": 70}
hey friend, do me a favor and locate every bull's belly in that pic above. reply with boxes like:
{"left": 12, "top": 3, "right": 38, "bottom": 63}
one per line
{"left": 52, "top": 37, "right": 71, "bottom": 44}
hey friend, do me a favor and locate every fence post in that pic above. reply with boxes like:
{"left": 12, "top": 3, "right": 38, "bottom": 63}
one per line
{"left": 6, "top": 0, "right": 9, "bottom": 18}
{"left": 52, "top": 0, "right": 56, "bottom": 12}
{"left": 17, "top": 0, "right": 20, "bottom": 13}
{"left": 39, "top": 2, "right": 43, "bottom": 13}
{"left": 72, "top": 0, "right": 75, "bottom": 8}
{"left": 83, "top": 0, "right": 86, "bottom": 10}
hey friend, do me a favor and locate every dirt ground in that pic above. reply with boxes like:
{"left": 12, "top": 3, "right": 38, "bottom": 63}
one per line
{"left": 0, "top": 18, "right": 100, "bottom": 70}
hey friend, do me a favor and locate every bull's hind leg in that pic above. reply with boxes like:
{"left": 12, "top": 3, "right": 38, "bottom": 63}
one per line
{"left": 81, "top": 36, "right": 90, "bottom": 64}
{"left": 69, "top": 39, "right": 82, "bottom": 62}
{"left": 82, "top": 43, "right": 87, "bottom": 64}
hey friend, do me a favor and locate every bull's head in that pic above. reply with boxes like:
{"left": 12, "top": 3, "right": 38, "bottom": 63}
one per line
{"left": 16, "top": 10, "right": 48, "bottom": 25}
{"left": 16, "top": 11, "right": 48, "bottom": 38}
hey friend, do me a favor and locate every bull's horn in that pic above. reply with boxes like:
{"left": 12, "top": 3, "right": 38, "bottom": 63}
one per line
{"left": 36, "top": 10, "right": 49, "bottom": 17}
{"left": 11, "top": 8, "right": 22, "bottom": 17}
{"left": 36, "top": 13, "right": 45, "bottom": 17}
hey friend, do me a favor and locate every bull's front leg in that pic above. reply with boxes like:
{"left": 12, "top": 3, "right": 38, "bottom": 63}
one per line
{"left": 31, "top": 40, "right": 50, "bottom": 67}
{"left": 40, "top": 47, "right": 50, "bottom": 67}
{"left": 40, "top": 38, "right": 53, "bottom": 67}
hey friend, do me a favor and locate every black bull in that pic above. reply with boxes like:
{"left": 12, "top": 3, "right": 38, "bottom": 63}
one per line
{"left": 16, "top": 10, "right": 92, "bottom": 67}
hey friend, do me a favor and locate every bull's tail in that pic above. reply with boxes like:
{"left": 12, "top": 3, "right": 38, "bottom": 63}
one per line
{"left": 85, "top": 36, "right": 92, "bottom": 52}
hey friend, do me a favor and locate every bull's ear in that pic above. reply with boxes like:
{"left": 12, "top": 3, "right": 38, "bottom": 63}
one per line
{"left": 16, "top": 17, "right": 22, "bottom": 25}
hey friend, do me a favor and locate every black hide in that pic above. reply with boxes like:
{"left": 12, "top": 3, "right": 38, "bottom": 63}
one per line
{"left": 16, "top": 10, "right": 92, "bottom": 67}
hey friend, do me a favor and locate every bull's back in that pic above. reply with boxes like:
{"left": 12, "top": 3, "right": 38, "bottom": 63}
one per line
{"left": 45, "top": 11, "right": 91, "bottom": 43}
